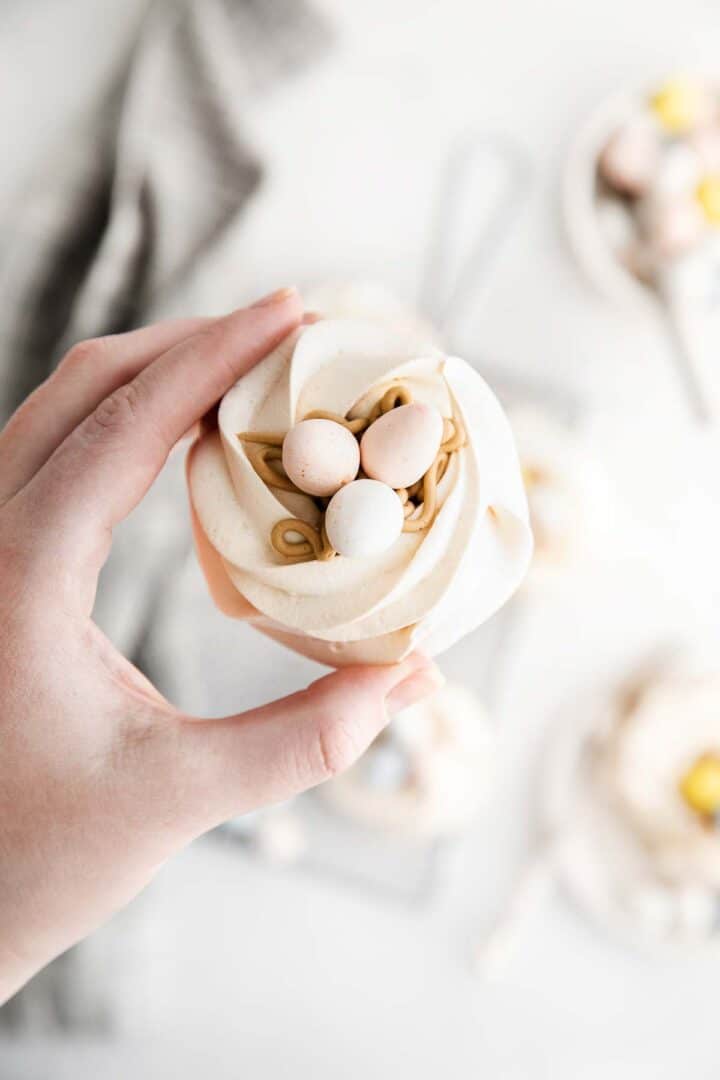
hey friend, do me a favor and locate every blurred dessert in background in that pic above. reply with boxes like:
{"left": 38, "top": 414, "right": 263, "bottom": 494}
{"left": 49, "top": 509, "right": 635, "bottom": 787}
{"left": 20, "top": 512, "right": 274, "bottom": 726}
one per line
{"left": 508, "top": 404, "right": 608, "bottom": 580}
{"left": 548, "top": 665, "right": 720, "bottom": 947}
{"left": 599, "top": 672, "right": 720, "bottom": 893}
{"left": 566, "top": 74, "right": 720, "bottom": 420}
{"left": 596, "top": 76, "right": 720, "bottom": 293}
{"left": 322, "top": 682, "right": 494, "bottom": 837}
{"left": 223, "top": 807, "right": 308, "bottom": 866}
{"left": 187, "top": 316, "right": 532, "bottom": 667}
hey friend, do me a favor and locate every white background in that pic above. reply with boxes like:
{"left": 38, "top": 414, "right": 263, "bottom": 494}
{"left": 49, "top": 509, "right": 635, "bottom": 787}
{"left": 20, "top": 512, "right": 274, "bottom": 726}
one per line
{"left": 2, "top": 0, "right": 720, "bottom": 1076}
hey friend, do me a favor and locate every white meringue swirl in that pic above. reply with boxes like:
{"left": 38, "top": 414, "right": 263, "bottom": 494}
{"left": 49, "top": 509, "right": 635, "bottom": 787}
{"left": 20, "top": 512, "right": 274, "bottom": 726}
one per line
{"left": 187, "top": 319, "right": 532, "bottom": 666}
{"left": 604, "top": 673, "right": 720, "bottom": 888}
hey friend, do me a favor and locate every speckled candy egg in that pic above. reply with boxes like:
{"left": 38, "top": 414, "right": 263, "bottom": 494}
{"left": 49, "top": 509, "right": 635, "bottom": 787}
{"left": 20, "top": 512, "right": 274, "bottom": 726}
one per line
{"left": 282, "top": 418, "right": 359, "bottom": 497}
{"left": 599, "top": 122, "right": 659, "bottom": 196}
{"left": 325, "top": 479, "right": 404, "bottom": 558}
{"left": 360, "top": 403, "right": 444, "bottom": 489}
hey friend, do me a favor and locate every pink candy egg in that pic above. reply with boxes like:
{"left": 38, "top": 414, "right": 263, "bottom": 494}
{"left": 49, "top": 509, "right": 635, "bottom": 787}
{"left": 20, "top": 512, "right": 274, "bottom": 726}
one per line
{"left": 599, "top": 122, "right": 659, "bottom": 196}
{"left": 282, "top": 418, "right": 359, "bottom": 497}
{"left": 325, "top": 479, "right": 404, "bottom": 558}
{"left": 645, "top": 197, "right": 705, "bottom": 258}
{"left": 360, "top": 403, "right": 444, "bottom": 489}
{"left": 691, "top": 127, "right": 720, "bottom": 172}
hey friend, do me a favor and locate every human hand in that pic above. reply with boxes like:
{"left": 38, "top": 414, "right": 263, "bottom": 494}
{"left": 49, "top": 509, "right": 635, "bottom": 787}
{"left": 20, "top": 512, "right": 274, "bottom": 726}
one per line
{"left": 0, "top": 288, "right": 443, "bottom": 1001}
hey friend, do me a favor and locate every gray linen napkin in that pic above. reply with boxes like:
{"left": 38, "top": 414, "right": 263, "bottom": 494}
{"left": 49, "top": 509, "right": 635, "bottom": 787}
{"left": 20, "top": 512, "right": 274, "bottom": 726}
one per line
{"left": 0, "top": 0, "right": 330, "bottom": 1035}
{"left": 0, "top": 0, "right": 329, "bottom": 652}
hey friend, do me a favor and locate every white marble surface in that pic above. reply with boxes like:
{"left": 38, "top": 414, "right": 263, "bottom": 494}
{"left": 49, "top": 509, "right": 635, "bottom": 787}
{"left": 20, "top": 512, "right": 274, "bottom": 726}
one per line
{"left": 2, "top": 0, "right": 720, "bottom": 1075}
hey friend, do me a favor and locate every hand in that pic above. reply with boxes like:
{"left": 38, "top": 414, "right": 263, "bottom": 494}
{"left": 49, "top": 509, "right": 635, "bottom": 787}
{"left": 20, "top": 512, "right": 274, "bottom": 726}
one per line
{"left": 0, "top": 288, "right": 443, "bottom": 1001}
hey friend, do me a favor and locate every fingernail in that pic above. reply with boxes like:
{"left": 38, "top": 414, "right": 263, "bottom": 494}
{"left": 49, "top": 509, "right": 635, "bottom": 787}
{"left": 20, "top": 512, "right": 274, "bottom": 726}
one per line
{"left": 251, "top": 286, "right": 299, "bottom": 309}
{"left": 386, "top": 664, "right": 445, "bottom": 715}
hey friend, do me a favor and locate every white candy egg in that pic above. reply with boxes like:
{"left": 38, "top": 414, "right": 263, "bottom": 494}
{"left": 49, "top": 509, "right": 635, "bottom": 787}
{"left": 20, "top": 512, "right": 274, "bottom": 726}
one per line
{"left": 360, "top": 403, "right": 444, "bottom": 489}
{"left": 650, "top": 142, "right": 702, "bottom": 198}
{"left": 598, "top": 122, "right": 659, "bottom": 196}
{"left": 325, "top": 479, "right": 404, "bottom": 558}
{"left": 282, "top": 418, "right": 359, "bottom": 497}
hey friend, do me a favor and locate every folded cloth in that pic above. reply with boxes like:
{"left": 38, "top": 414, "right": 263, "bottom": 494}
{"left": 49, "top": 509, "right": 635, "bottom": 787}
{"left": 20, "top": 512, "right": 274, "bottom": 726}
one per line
{"left": 0, "top": 0, "right": 330, "bottom": 659}
{"left": 0, "top": 0, "right": 330, "bottom": 1035}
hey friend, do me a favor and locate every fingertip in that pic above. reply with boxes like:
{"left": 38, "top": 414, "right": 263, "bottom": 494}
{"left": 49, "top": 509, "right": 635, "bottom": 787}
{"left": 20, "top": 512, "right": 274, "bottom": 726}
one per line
{"left": 312, "top": 651, "right": 435, "bottom": 704}
{"left": 250, "top": 286, "right": 300, "bottom": 309}
{"left": 213, "top": 290, "right": 304, "bottom": 355}
{"left": 244, "top": 288, "right": 304, "bottom": 330}
{"left": 370, "top": 650, "right": 435, "bottom": 693}
{"left": 385, "top": 663, "right": 445, "bottom": 715}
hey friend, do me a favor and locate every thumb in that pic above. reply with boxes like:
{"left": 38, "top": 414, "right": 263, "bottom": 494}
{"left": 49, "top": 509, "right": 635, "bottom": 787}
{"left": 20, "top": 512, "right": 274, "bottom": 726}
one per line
{"left": 174, "top": 653, "right": 444, "bottom": 832}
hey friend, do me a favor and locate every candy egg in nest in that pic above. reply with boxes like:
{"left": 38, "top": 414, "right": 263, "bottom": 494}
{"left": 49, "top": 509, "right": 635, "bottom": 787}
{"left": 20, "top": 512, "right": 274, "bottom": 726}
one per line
{"left": 325, "top": 479, "right": 404, "bottom": 558}
{"left": 282, "top": 418, "right": 360, "bottom": 497}
{"left": 360, "top": 402, "right": 444, "bottom": 489}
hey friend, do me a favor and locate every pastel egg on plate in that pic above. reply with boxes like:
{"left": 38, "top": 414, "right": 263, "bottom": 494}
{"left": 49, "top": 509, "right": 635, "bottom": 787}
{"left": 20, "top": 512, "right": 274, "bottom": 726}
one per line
{"left": 598, "top": 121, "right": 659, "bottom": 196}
{"left": 325, "top": 479, "right": 404, "bottom": 558}
{"left": 282, "top": 418, "right": 360, "bottom": 497}
{"left": 644, "top": 196, "right": 705, "bottom": 257}
{"left": 360, "top": 403, "right": 444, "bottom": 489}
{"left": 691, "top": 127, "right": 720, "bottom": 172}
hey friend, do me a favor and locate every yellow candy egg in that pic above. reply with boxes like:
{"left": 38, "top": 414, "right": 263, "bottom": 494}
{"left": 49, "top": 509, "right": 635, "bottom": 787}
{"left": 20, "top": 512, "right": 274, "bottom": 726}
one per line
{"left": 679, "top": 752, "right": 720, "bottom": 818}
{"left": 696, "top": 176, "right": 720, "bottom": 223}
{"left": 650, "top": 78, "right": 712, "bottom": 134}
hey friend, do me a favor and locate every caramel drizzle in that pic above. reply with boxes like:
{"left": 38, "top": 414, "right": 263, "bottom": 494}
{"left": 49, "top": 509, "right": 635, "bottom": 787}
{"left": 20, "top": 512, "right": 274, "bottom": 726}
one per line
{"left": 369, "top": 384, "right": 413, "bottom": 419}
{"left": 302, "top": 410, "right": 368, "bottom": 435}
{"left": 398, "top": 417, "right": 464, "bottom": 533}
{"left": 270, "top": 519, "right": 335, "bottom": 564}
{"left": 237, "top": 383, "right": 466, "bottom": 562}
{"left": 249, "top": 446, "right": 302, "bottom": 494}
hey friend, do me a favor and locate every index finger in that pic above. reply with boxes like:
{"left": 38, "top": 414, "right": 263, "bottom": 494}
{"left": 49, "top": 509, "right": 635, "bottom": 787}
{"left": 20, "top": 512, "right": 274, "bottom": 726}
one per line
{"left": 0, "top": 317, "right": 213, "bottom": 504}
{"left": 18, "top": 288, "right": 303, "bottom": 572}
